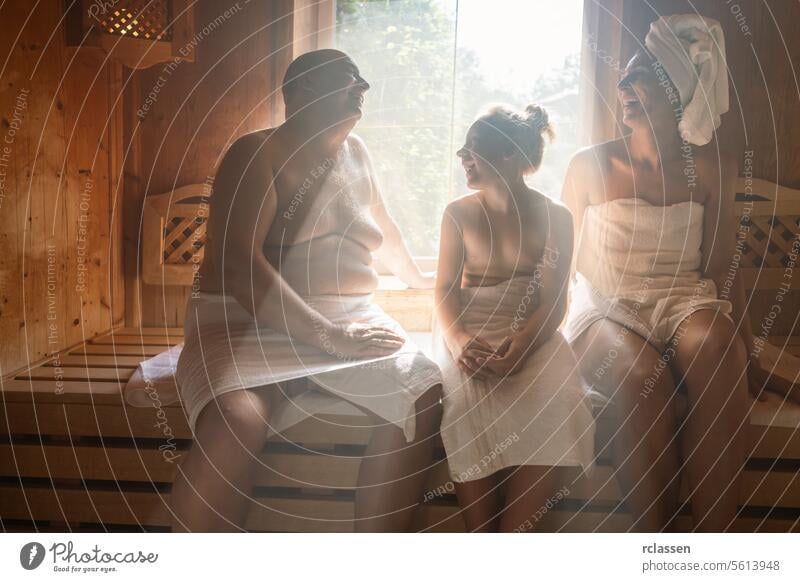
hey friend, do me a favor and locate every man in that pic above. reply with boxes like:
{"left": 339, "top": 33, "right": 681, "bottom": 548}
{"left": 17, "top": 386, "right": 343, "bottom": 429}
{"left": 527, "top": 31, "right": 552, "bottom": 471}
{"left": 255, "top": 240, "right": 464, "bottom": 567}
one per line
{"left": 172, "top": 50, "right": 443, "bottom": 532}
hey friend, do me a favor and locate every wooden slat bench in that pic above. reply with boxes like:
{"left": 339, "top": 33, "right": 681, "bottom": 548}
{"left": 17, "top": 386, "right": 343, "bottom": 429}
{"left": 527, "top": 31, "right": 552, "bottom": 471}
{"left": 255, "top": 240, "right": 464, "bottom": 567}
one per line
{"left": 1, "top": 327, "right": 799, "bottom": 532}
{"left": 2, "top": 176, "right": 798, "bottom": 531}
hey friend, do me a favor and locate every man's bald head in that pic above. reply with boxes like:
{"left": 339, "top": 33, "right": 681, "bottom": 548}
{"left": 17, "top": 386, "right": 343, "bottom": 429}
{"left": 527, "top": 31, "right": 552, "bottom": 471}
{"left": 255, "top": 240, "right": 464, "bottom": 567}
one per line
{"left": 282, "top": 49, "right": 353, "bottom": 107}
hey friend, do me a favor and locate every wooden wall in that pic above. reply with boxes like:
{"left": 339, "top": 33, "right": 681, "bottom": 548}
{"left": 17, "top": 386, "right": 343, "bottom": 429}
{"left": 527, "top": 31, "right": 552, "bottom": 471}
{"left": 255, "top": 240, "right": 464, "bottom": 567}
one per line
{"left": 123, "top": 0, "right": 294, "bottom": 328}
{"left": 0, "top": 0, "right": 124, "bottom": 376}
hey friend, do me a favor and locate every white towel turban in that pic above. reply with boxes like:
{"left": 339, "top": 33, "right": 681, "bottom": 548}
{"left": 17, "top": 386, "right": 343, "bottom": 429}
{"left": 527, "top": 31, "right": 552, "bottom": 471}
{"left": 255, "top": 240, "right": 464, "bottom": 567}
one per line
{"left": 645, "top": 14, "right": 729, "bottom": 146}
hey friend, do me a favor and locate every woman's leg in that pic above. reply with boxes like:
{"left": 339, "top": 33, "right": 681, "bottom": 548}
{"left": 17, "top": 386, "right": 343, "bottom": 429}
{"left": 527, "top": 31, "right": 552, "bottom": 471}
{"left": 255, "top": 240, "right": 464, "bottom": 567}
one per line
{"left": 354, "top": 384, "right": 444, "bottom": 532}
{"left": 499, "top": 465, "right": 565, "bottom": 532}
{"left": 669, "top": 310, "right": 749, "bottom": 532}
{"left": 571, "top": 320, "right": 681, "bottom": 531}
{"left": 454, "top": 474, "right": 503, "bottom": 532}
{"left": 170, "top": 387, "right": 273, "bottom": 532}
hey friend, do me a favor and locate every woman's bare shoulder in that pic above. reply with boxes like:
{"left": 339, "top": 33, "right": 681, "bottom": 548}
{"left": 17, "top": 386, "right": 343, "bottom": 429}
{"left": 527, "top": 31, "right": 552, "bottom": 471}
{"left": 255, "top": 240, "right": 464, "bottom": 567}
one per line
{"left": 445, "top": 192, "right": 482, "bottom": 217}
{"left": 564, "top": 139, "right": 625, "bottom": 193}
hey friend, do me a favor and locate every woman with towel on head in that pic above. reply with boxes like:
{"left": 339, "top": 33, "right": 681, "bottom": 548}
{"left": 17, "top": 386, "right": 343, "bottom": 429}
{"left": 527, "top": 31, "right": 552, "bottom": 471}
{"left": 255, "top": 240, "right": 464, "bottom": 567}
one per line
{"left": 433, "top": 104, "right": 596, "bottom": 532}
{"left": 562, "top": 15, "right": 758, "bottom": 532}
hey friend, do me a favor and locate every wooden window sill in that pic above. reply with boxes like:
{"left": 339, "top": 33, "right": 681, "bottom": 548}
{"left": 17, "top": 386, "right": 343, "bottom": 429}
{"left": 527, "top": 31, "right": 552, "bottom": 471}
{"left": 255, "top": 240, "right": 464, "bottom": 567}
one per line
{"left": 373, "top": 276, "right": 434, "bottom": 331}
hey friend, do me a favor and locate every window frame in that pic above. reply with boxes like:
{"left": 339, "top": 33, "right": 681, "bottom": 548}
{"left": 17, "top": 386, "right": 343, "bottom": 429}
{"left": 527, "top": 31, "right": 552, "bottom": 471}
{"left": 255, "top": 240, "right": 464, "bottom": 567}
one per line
{"left": 332, "top": 0, "right": 589, "bottom": 276}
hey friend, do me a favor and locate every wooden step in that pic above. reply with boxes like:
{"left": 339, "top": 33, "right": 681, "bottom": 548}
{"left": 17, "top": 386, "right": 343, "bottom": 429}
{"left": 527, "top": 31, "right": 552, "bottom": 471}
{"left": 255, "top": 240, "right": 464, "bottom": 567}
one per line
{"left": 0, "top": 402, "right": 191, "bottom": 438}
{"left": 16, "top": 367, "right": 134, "bottom": 383}
{"left": 69, "top": 345, "right": 167, "bottom": 357}
{"left": 91, "top": 336, "right": 178, "bottom": 347}
{"left": 47, "top": 355, "right": 145, "bottom": 368}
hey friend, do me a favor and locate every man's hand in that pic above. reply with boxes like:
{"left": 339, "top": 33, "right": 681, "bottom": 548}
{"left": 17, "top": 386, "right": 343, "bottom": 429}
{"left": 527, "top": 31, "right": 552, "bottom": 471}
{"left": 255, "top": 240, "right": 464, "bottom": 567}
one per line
{"left": 325, "top": 323, "right": 405, "bottom": 359}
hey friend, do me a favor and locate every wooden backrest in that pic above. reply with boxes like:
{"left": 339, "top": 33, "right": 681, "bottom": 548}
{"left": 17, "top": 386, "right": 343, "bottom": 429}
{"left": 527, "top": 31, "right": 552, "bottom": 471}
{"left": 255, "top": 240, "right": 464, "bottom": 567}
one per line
{"left": 141, "top": 183, "right": 210, "bottom": 286}
{"left": 141, "top": 178, "right": 800, "bottom": 290}
{"left": 735, "top": 177, "right": 800, "bottom": 290}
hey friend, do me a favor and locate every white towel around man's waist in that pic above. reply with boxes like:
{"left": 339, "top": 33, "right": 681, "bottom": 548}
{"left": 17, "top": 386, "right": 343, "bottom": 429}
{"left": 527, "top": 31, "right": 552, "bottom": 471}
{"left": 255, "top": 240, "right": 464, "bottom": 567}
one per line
{"left": 174, "top": 291, "right": 442, "bottom": 438}
{"left": 124, "top": 343, "right": 183, "bottom": 407}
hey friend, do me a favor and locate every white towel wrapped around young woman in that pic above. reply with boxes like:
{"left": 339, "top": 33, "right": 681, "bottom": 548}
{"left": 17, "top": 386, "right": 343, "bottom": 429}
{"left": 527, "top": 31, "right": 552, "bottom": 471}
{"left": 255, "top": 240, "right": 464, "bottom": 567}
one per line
{"left": 432, "top": 276, "right": 596, "bottom": 482}
{"left": 175, "top": 290, "right": 442, "bottom": 439}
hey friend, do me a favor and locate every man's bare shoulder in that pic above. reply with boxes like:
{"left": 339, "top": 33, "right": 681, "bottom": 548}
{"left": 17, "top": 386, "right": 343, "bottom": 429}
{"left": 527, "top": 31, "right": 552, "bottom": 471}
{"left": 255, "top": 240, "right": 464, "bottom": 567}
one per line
{"left": 223, "top": 128, "right": 276, "bottom": 161}
{"left": 344, "top": 133, "right": 374, "bottom": 169}
{"left": 346, "top": 133, "right": 367, "bottom": 152}
{"left": 212, "top": 129, "right": 278, "bottom": 202}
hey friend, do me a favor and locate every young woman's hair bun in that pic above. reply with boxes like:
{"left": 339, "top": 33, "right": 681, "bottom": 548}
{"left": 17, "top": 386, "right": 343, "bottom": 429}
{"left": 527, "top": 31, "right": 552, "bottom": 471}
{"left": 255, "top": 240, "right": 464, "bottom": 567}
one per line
{"left": 477, "top": 103, "right": 555, "bottom": 174}
{"left": 523, "top": 103, "right": 555, "bottom": 143}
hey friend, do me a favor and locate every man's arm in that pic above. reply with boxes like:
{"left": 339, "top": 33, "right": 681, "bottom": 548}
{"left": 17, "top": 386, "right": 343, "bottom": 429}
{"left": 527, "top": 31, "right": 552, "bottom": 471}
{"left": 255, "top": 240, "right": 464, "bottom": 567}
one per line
{"left": 210, "top": 134, "right": 404, "bottom": 358}
{"left": 350, "top": 136, "right": 433, "bottom": 289}
{"left": 210, "top": 134, "right": 336, "bottom": 349}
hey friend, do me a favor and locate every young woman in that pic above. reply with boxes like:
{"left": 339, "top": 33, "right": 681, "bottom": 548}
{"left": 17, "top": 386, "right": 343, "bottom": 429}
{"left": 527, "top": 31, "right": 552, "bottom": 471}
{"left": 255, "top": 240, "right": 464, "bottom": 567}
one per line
{"left": 561, "top": 15, "right": 750, "bottom": 532}
{"left": 434, "top": 104, "right": 595, "bottom": 532}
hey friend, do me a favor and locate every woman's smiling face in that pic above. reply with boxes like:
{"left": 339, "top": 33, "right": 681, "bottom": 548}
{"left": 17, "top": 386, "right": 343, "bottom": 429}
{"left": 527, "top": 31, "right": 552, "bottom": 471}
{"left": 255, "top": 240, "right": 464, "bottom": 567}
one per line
{"left": 456, "top": 121, "right": 515, "bottom": 190}
{"left": 618, "top": 50, "right": 679, "bottom": 130}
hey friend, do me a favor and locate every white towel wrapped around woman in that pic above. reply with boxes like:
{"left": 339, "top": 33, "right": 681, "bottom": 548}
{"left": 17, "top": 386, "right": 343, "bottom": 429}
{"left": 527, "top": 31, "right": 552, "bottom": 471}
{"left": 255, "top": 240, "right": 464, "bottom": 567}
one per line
{"left": 563, "top": 198, "right": 732, "bottom": 352}
{"left": 176, "top": 290, "right": 442, "bottom": 440}
{"left": 432, "top": 276, "right": 596, "bottom": 482}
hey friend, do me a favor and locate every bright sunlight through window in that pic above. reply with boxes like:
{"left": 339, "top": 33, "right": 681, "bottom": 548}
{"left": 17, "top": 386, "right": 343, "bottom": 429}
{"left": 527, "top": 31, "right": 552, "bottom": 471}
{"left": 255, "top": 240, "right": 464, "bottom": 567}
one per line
{"left": 336, "top": 0, "right": 584, "bottom": 257}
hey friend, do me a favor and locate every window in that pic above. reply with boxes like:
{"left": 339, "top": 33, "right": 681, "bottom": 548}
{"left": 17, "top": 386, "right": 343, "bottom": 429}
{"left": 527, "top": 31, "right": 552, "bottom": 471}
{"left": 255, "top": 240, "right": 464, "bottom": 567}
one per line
{"left": 335, "top": 0, "right": 584, "bottom": 258}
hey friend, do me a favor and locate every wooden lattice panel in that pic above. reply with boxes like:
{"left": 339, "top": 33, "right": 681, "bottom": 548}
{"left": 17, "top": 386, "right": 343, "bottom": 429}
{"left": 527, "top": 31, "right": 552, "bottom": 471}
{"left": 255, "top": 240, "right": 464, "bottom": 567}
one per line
{"left": 163, "top": 201, "right": 208, "bottom": 265}
{"left": 739, "top": 215, "right": 800, "bottom": 269}
{"left": 96, "top": 1, "right": 173, "bottom": 41}
{"left": 142, "top": 184, "right": 209, "bottom": 285}
{"left": 736, "top": 178, "right": 800, "bottom": 290}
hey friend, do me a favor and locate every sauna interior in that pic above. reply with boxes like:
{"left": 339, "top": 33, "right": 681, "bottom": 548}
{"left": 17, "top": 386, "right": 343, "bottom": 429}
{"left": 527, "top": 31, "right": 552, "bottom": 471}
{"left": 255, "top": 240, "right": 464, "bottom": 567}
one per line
{"left": 1, "top": 0, "right": 799, "bottom": 532}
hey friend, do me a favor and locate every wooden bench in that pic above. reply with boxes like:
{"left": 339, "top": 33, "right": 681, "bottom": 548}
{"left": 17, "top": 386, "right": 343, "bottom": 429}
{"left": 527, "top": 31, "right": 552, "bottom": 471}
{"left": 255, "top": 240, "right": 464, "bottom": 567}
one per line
{"left": 1, "top": 177, "right": 798, "bottom": 532}
{"left": 1, "top": 327, "right": 799, "bottom": 532}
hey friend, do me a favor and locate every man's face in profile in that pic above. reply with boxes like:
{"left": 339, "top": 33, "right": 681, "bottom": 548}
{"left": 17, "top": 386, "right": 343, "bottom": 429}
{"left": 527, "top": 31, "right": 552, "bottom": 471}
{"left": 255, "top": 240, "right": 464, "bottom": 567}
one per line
{"left": 311, "top": 56, "right": 370, "bottom": 124}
